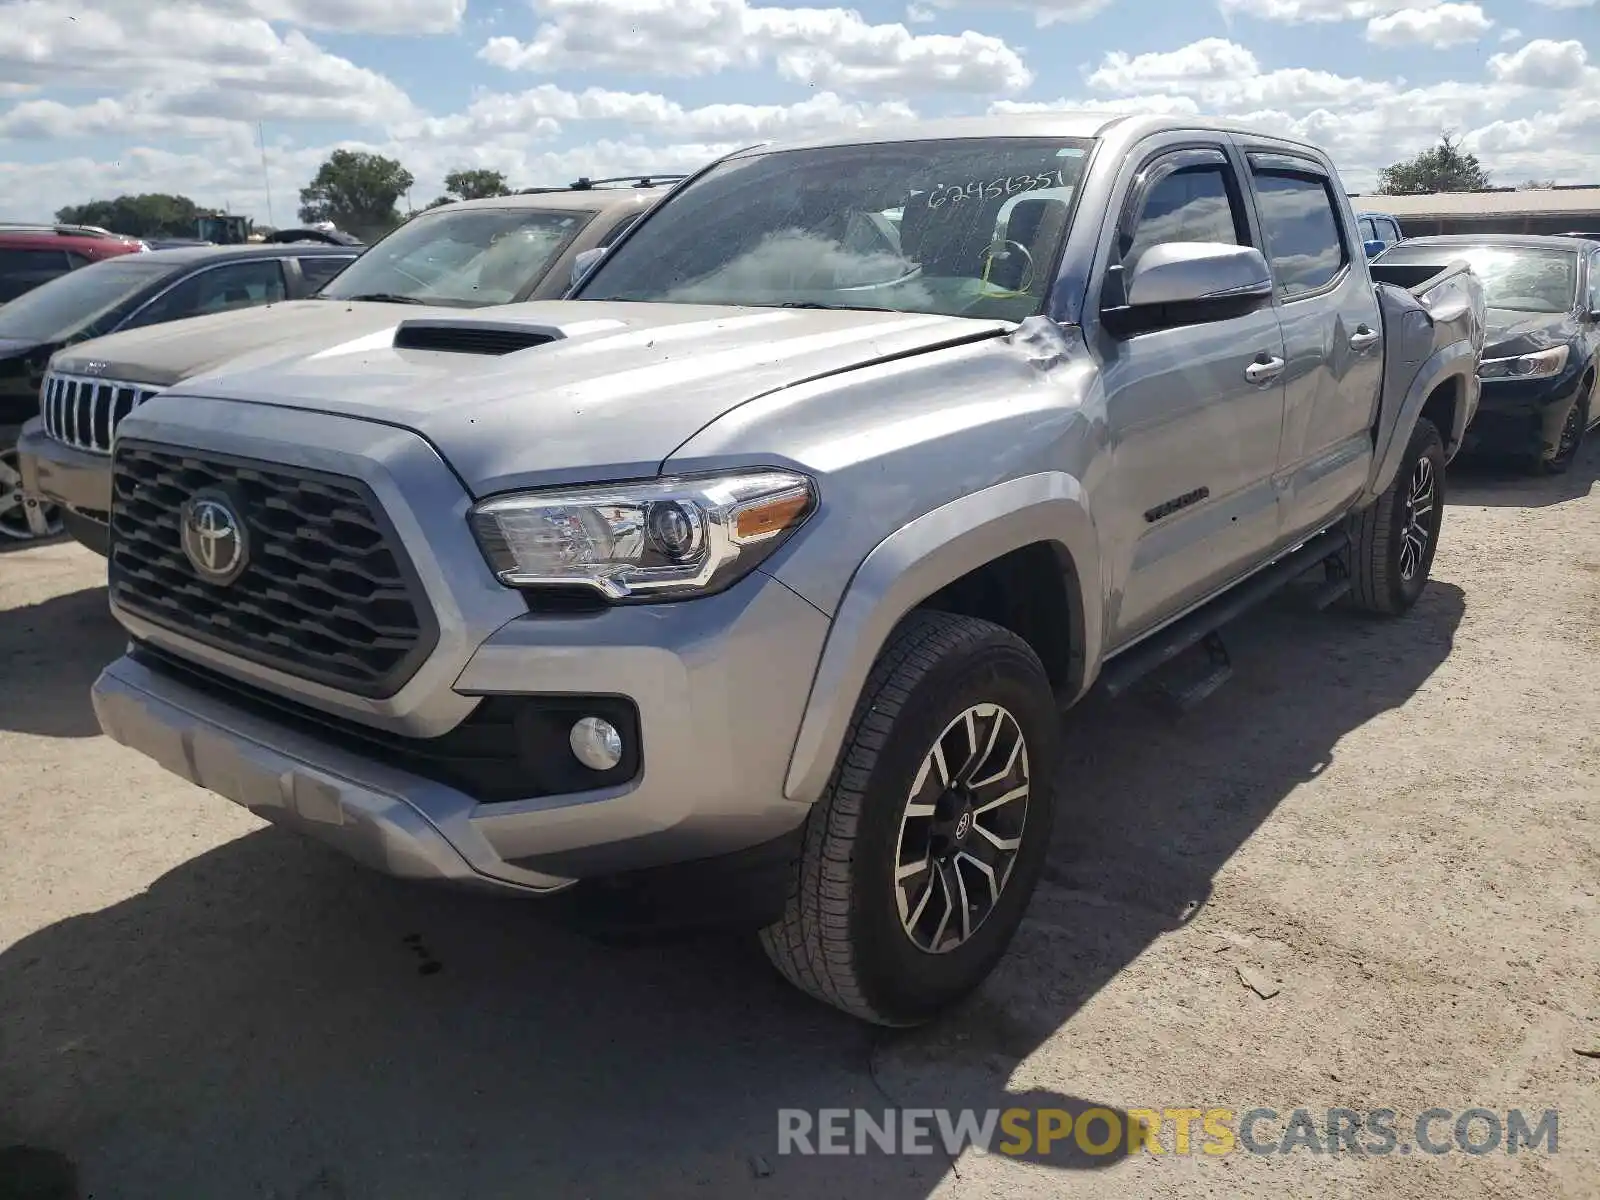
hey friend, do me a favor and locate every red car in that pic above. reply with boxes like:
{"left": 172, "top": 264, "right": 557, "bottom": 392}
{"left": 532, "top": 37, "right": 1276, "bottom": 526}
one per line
{"left": 0, "top": 223, "right": 148, "bottom": 304}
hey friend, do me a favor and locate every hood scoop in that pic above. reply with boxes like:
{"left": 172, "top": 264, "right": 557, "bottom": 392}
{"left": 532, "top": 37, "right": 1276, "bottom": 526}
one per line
{"left": 392, "top": 317, "right": 567, "bottom": 356}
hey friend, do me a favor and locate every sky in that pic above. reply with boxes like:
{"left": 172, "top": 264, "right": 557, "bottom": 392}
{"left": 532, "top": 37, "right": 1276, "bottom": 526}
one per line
{"left": 0, "top": 0, "right": 1597, "bottom": 224}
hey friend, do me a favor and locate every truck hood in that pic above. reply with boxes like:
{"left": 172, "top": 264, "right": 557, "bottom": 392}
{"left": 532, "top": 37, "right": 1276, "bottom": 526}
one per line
{"left": 46, "top": 299, "right": 445, "bottom": 388}
{"left": 160, "top": 300, "right": 1012, "bottom": 495}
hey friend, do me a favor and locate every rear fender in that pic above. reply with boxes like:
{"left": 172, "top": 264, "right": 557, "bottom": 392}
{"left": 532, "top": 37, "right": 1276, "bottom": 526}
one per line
{"left": 781, "top": 471, "right": 1100, "bottom": 804}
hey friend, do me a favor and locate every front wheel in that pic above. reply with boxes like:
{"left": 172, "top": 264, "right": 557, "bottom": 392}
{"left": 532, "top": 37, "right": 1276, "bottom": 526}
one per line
{"left": 760, "top": 611, "right": 1059, "bottom": 1026}
{"left": 1343, "top": 417, "right": 1445, "bottom": 616}
{"left": 1537, "top": 375, "right": 1592, "bottom": 476}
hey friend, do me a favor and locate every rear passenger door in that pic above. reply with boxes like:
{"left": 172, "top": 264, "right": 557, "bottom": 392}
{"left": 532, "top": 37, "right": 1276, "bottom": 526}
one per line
{"left": 1243, "top": 150, "right": 1384, "bottom": 542}
{"left": 1089, "top": 140, "right": 1289, "bottom": 647}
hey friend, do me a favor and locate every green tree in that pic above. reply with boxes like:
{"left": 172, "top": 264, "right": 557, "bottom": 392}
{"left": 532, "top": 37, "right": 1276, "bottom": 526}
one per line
{"left": 423, "top": 168, "right": 512, "bottom": 209}
{"left": 297, "top": 150, "right": 414, "bottom": 238}
{"left": 55, "top": 193, "right": 204, "bottom": 238}
{"left": 1376, "top": 134, "right": 1491, "bottom": 196}
{"left": 1518, "top": 178, "right": 1556, "bottom": 190}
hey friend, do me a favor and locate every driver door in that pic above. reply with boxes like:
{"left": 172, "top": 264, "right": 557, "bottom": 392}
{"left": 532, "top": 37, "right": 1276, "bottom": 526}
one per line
{"left": 1088, "top": 142, "right": 1289, "bottom": 648}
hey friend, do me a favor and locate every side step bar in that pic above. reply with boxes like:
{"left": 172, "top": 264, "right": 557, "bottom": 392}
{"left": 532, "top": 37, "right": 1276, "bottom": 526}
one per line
{"left": 1098, "top": 528, "right": 1351, "bottom": 701}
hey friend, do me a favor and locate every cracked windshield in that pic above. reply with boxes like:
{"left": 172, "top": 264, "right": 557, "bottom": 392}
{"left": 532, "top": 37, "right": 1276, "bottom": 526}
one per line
{"left": 579, "top": 139, "right": 1092, "bottom": 321}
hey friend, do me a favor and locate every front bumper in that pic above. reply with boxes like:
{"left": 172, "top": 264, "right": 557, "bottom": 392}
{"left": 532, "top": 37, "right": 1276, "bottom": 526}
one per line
{"left": 93, "top": 566, "right": 831, "bottom": 896}
{"left": 15, "top": 417, "right": 112, "bottom": 553}
{"left": 1460, "top": 371, "right": 1586, "bottom": 459}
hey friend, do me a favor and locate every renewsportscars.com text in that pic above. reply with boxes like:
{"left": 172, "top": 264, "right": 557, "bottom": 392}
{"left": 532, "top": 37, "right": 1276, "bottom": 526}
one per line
{"left": 777, "top": 1106, "right": 1560, "bottom": 1158}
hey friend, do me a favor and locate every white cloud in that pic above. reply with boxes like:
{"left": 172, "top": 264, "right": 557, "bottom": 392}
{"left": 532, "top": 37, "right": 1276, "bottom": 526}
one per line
{"left": 54, "top": 0, "right": 467, "bottom": 35}
{"left": 1084, "top": 38, "right": 1396, "bottom": 109}
{"left": 0, "top": 4, "right": 417, "bottom": 125}
{"left": 1527, "top": 0, "right": 1595, "bottom": 8}
{"left": 1365, "top": 3, "right": 1492, "bottom": 48}
{"left": 909, "top": 0, "right": 1112, "bottom": 26}
{"left": 478, "top": 0, "right": 1033, "bottom": 94}
{"left": 1488, "top": 39, "right": 1593, "bottom": 89}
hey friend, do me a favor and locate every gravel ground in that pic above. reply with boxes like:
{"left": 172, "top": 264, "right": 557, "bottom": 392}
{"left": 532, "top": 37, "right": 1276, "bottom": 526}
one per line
{"left": 1, "top": 449, "right": 1597, "bottom": 1200}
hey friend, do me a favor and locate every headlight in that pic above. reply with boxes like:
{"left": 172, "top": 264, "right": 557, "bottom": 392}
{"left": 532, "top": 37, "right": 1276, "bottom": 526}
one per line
{"left": 1479, "top": 344, "right": 1569, "bottom": 380}
{"left": 469, "top": 470, "right": 817, "bottom": 601}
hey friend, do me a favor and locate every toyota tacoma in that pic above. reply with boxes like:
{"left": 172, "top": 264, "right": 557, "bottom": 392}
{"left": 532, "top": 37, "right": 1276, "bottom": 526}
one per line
{"left": 91, "top": 115, "right": 1485, "bottom": 1025}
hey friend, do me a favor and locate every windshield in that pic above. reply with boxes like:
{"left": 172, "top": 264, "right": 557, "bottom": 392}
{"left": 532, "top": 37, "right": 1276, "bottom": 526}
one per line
{"left": 577, "top": 137, "right": 1095, "bottom": 321}
{"left": 1380, "top": 244, "right": 1579, "bottom": 314}
{"left": 316, "top": 206, "right": 592, "bottom": 306}
{"left": 0, "top": 258, "right": 171, "bottom": 341}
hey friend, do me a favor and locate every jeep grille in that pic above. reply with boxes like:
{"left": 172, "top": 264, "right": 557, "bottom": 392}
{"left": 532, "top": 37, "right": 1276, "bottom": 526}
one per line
{"left": 109, "top": 441, "right": 438, "bottom": 698}
{"left": 42, "top": 370, "right": 159, "bottom": 454}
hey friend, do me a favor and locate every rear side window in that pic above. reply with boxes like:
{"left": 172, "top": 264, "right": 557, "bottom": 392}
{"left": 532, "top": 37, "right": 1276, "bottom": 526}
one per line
{"left": 0, "top": 248, "right": 71, "bottom": 272}
{"left": 1589, "top": 251, "right": 1600, "bottom": 311}
{"left": 1359, "top": 218, "right": 1378, "bottom": 242}
{"left": 1383, "top": 218, "right": 1402, "bottom": 243}
{"left": 297, "top": 255, "right": 354, "bottom": 290}
{"left": 128, "top": 260, "right": 288, "bottom": 326}
{"left": 1123, "top": 163, "right": 1244, "bottom": 270}
{"left": 1250, "top": 168, "right": 1348, "bottom": 297}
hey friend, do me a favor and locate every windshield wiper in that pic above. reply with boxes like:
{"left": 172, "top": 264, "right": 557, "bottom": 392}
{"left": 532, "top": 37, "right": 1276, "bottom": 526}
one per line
{"left": 771, "top": 301, "right": 898, "bottom": 312}
{"left": 326, "top": 292, "right": 428, "bottom": 305}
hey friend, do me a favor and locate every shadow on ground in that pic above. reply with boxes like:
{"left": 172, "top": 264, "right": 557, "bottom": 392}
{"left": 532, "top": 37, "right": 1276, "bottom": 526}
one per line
{"left": 1448, "top": 436, "right": 1600, "bottom": 509}
{"left": 0, "top": 580, "right": 1465, "bottom": 1199}
{"left": 0, "top": 586, "right": 124, "bottom": 738}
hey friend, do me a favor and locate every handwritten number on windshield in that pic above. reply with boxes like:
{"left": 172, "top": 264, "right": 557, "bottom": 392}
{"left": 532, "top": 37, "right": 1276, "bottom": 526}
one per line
{"left": 925, "top": 170, "right": 1067, "bottom": 209}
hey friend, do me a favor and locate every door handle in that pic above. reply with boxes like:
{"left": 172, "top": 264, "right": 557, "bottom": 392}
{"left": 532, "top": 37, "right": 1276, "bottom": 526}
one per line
{"left": 1349, "top": 326, "right": 1381, "bottom": 352}
{"left": 1245, "top": 356, "right": 1285, "bottom": 385}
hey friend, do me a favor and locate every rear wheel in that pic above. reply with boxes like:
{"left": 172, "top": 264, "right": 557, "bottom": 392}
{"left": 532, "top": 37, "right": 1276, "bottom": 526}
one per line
{"left": 1343, "top": 417, "right": 1445, "bottom": 616}
{"left": 760, "top": 610, "right": 1059, "bottom": 1026}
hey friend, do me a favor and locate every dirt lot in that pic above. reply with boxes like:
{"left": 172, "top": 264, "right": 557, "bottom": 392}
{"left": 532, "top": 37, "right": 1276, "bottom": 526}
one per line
{"left": 1, "top": 450, "right": 1597, "bottom": 1200}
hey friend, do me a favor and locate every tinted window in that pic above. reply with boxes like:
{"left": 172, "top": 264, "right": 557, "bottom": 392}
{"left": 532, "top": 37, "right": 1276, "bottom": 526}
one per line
{"left": 130, "top": 260, "right": 288, "bottom": 326}
{"left": 1252, "top": 170, "right": 1347, "bottom": 296}
{"left": 1589, "top": 252, "right": 1600, "bottom": 311}
{"left": 1359, "top": 218, "right": 1378, "bottom": 242}
{"left": 598, "top": 211, "right": 643, "bottom": 248}
{"left": 0, "top": 257, "right": 171, "bottom": 340}
{"left": 297, "top": 255, "right": 355, "bottom": 291}
{"left": 1383, "top": 219, "right": 1402, "bottom": 243}
{"left": 319, "top": 207, "right": 590, "bottom": 306}
{"left": 577, "top": 137, "right": 1095, "bottom": 321}
{"left": 0, "top": 248, "right": 70, "bottom": 272}
{"left": 1124, "top": 164, "right": 1242, "bottom": 270}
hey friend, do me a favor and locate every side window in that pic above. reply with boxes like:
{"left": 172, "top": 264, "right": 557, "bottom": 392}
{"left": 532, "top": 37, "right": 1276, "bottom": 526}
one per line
{"left": 1250, "top": 167, "right": 1348, "bottom": 297}
{"left": 134, "top": 260, "right": 288, "bottom": 325}
{"left": 598, "top": 212, "right": 643, "bottom": 249}
{"left": 1588, "top": 252, "right": 1599, "bottom": 311}
{"left": 1383, "top": 219, "right": 1403, "bottom": 244}
{"left": 1123, "top": 162, "right": 1244, "bottom": 271}
{"left": 1359, "top": 218, "right": 1378, "bottom": 242}
{"left": 297, "top": 255, "right": 353, "bottom": 291}
{"left": 0, "top": 248, "right": 71, "bottom": 273}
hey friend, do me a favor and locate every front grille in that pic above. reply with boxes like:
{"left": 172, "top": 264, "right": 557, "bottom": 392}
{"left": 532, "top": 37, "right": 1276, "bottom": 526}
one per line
{"left": 41, "top": 371, "right": 159, "bottom": 454}
{"left": 110, "top": 440, "right": 438, "bottom": 698}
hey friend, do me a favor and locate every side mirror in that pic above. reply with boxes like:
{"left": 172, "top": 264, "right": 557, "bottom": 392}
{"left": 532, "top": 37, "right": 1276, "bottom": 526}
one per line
{"left": 1363, "top": 239, "right": 1387, "bottom": 258}
{"left": 569, "top": 246, "right": 607, "bottom": 291}
{"left": 1105, "top": 242, "right": 1273, "bottom": 336}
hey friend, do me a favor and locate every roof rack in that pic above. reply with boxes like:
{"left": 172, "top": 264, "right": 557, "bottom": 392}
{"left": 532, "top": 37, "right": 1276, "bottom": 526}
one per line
{"left": 566, "top": 174, "right": 689, "bottom": 190}
{"left": 0, "top": 220, "right": 123, "bottom": 238}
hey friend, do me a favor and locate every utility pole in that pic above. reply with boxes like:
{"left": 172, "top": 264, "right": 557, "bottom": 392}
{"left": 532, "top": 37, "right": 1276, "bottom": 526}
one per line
{"left": 259, "top": 122, "right": 276, "bottom": 227}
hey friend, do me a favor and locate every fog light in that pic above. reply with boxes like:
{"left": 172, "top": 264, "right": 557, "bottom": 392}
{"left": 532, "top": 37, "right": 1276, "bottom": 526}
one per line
{"left": 569, "top": 716, "right": 623, "bottom": 771}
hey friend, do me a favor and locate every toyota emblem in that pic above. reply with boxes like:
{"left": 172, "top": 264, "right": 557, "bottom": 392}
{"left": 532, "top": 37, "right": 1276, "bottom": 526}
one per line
{"left": 180, "top": 490, "right": 249, "bottom": 586}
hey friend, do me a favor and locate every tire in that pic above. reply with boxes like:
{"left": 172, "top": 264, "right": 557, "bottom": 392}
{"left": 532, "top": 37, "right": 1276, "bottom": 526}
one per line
{"left": 760, "top": 610, "right": 1059, "bottom": 1026}
{"left": 1537, "top": 374, "right": 1592, "bottom": 476}
{"left": 1343, "top": 416, "right": 1445, "bottom": 617}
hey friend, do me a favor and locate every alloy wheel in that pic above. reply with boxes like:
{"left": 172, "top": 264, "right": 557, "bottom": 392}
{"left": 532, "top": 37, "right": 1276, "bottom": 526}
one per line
{"left": 0, "top": 449, "right": 62, "bottom": 542}
{"left": 893, "top": 702, "right": 1031, "bottom": 954}
{"left": 1398, "top": 455, "right": 1436, "bottom": 582}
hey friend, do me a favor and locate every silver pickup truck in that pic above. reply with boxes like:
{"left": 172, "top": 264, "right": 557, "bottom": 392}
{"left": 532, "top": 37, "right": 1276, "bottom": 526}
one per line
{"left": 91, "top": 115, "right": 1485, "bottom": 1026}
